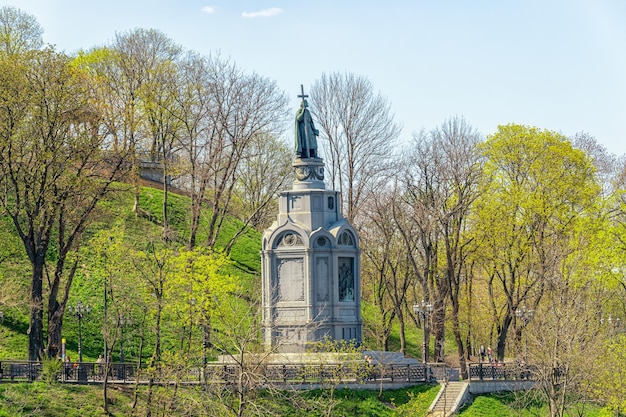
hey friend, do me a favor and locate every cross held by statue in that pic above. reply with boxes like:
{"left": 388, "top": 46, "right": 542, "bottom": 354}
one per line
{"left": 298, "top": 84, "right": 308, "bottom": 102}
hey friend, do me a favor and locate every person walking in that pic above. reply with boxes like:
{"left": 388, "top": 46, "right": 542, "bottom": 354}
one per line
{"left": 64, "top": 355, "right": 73, "bottom": 379}
{"left": 96, "top": 354, "right": 105, "bottom": 379}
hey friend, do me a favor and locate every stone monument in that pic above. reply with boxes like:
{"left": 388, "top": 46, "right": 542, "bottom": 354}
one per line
{"left": 261, "top": 86, "right": 362, "bottom": 352}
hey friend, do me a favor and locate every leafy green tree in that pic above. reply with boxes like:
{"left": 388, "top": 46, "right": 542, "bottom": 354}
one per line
{"left": 0, "top": 6, "right": 43, "bottom": 56}
{"left": 99, "top": 28, "right": 182, "bottom": 214}
{"left": 165, "top": 247, "right": 239, "bottom": 365}
{"left": 594, "top": 333, "right": 626, "bottom": 415}
{"left": 473, "top": 124, "right": 600, "bottom": 360}
{"left": 85, "top": 225, "right": 149, "bottom": 413}
{"left": 525, "top": 276, "right": 609, "bottom": 417}
{"left": 0, "top": 46, "right": 130, "bottom": 360}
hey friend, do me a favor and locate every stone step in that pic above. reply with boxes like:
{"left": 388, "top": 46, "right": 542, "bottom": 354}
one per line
{"left": 430, "top": 381, "right": 469, "bottom": 415}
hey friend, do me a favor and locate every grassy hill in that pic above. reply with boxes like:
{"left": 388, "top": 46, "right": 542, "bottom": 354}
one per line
{"left": 0, "top": 383, "right": 442, "bottom": 417}
{"left": 0, "top": 183, "right": 262, "bottom": 362}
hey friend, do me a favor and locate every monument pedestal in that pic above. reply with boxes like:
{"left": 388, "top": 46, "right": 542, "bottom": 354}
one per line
{"left": 261, "top": 157, "right": 362, "bottom": 352}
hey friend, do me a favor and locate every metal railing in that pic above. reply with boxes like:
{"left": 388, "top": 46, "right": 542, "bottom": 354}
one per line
{"left": 468, "top": 362, "right": 534, "bottom": 381}
{"left": 0, "top": 361, "right": 42, "bottom": 382}
{"left": 0, "top": 360, "right": 430, "bottom": 385}
{"left": 1, "top": 359, "right": 539, "bottom": 385}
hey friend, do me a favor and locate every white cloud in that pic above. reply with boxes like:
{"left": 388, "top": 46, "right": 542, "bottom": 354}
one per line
{"left": 201, "top": 6, "right": 217, "bottom": 14}
{"left": 241, "top": 8, "right": 283, "bottom": 18}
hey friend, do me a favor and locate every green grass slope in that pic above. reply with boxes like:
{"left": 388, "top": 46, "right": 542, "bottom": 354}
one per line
{"left": 0, "top": 184, "right": 262, "bottom": 361}
{"left": 0, "top": 383, "right": 441, "bottom": 417}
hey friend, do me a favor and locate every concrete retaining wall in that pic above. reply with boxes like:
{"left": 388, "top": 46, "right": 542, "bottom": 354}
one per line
{"left": 469, "top": 380, "right": 535, "bottom": 394}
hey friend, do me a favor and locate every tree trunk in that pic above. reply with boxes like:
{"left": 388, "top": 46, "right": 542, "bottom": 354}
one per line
{"left": 382, "top": 331, "right": 389, "bottom": 352}
{"left": 188, "top": 193, "right": 201, "bottom": 249}
{"left": 496, "top": 314, "right": 513, "bottom": 361}
{"left": 451, "top": 302, "right": 468, "bottom": 379}
{"left": 131, "top": 308, "right": 148, "bottom": 410}
{"left": 47, "top": 301, "right": 63, "bottom": 359}
{"left": 434, "top": 327, "right": 445, "bottom": 363}
{"left": 398, "top": 314, "right": 406, "bottom": 354}
{"left": 102, "top": 339, "right": 117, "bottom": 414}
{"left": 47, "top": 257, "right": 77, "bottom": 359}
{"left": 162, "top": 165, "right": 169, "bottom": 241}
{"left": 28, "top": 258, "right": 45, "bottom": 361}
{"left": 432, "top": 304, "right": 446, "bottom": 362}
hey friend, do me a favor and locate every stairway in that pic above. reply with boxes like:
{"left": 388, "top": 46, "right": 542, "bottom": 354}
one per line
{"left": 428, "top": 381, "right": 469, "bottom": 416}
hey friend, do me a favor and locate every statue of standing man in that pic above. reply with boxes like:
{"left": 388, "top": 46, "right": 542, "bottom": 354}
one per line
{"left": 295, "top": 85, "right": 319, "bottom": 159}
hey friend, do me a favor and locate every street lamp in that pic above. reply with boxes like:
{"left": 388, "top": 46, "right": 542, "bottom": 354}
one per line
{"left": 118, "top": 315, "right": 129, "bottom": 363}
{"left": 515, "top": 305, "right": 534, "bottom": 362}
{"left": 413, "top": 300, "right": 434, "bottom": 364}
{"left": 68, "top": 301, "right": 91, "bottom": 363}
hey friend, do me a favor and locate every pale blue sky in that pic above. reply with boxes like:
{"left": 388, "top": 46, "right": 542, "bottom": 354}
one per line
{"left": 5, "top": 0, "right": 626, "bottom": 156}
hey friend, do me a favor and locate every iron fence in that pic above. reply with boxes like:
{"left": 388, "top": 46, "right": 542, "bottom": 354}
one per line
{"left": 0, "top": 360, "right": 430, "bottom": 386}
{"left": 468, "top": 362, "right": 534, "bottom": 380}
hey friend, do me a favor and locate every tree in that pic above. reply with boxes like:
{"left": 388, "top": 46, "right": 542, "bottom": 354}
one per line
{"left": 398, "top": 129, "right": 451, "bottom": 363}
{"left": 526, "top": 280, "right": 607, "bottom": 417}
{"left": 139, "top": 45, "right": 184, "bottom": 240}
{"left": 171, "top": 51, "right": 214, "bottom": 248}
{"left": 594, "top": 332, "right": 626, "bottom": 415}
{"left": 310, "top": 72, "right": 400, "bottom": 223}
{"left": 474, "top": 124, "right": 600, "bottom": 361}
{"left": 230, "top": 132, "right": 292, "bottom": 234}
{"left": 0, "top": 6, "right": 43, "bottom": 56}
{"left": 129, "top": 239, "right": 172, "bottom": 417}
{"left": 104, "top": 28, "right": 182, "bottom": 214}
{"left": 421, "top": 117, "right": 483, "bottom": 378}
{"left": 84, "top": 226, "right": 148, "bottom": 413}
{"left": 570, "top": 131, "right": 618, "bottom": 197}
{"left": 0, "top": 47, "right": 130, "bottom": 360}
{"left": 359, "top": 184, "right": 407, "bottom": 352}
{"left": 198, "top": 57, "right": 289, "bottom": 250}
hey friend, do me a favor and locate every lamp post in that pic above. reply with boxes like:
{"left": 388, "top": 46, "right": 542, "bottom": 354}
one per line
{"left": 515, "top": 305, "right": 534, "bottom": 362}
{"left": 69, "top": 301, "right": 91, "bottom": 363}
{"left": 413, "top": 300, "right": 434, "bottom": 364}
{"left": 118, "top": 315, "right": 129, "bottom": 363}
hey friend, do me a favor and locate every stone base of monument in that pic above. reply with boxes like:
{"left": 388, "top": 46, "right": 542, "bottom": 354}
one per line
{"left": 292, "top": 157, "right": 325, "bottom": 190}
